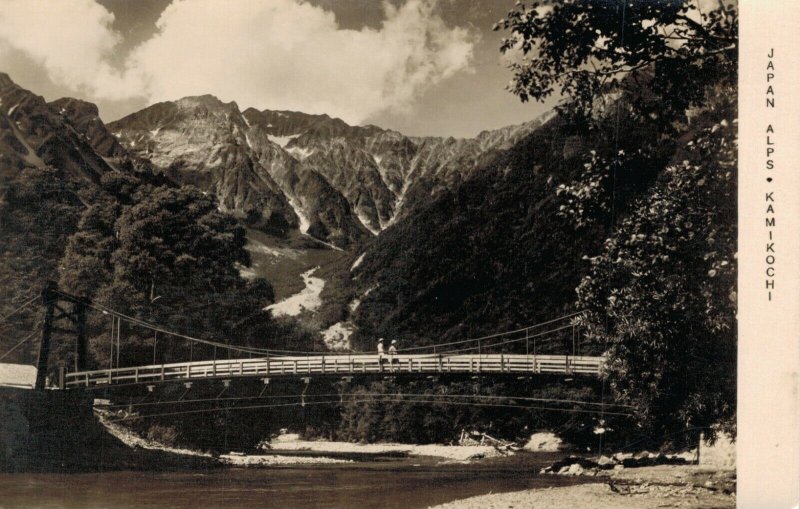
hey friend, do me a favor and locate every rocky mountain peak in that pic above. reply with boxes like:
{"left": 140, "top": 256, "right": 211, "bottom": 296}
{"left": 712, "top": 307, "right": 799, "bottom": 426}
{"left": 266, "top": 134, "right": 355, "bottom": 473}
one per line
{"left": 50, "top": 97, "right": 100, "bottom": 117}
{"left": 0, "top": 74, "right": 115, "bottom": 182}
{"left": 0, "top": 72, "right": 17, "bottom": 91}
{"left": 175, "top": 94, "right": 240, "bottom": 114}
{"left": 49, "top": 97, "right": 126, "bottom": 158}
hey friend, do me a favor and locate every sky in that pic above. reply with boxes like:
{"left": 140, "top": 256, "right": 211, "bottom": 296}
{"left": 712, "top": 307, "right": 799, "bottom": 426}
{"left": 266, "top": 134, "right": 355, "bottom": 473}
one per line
{"left": 0, "top": 0, "right": 555, "bottom": 138}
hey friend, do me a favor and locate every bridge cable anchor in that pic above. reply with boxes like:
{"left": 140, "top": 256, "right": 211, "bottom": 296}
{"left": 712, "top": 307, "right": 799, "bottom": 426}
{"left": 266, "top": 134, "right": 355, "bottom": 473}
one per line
{"left": 177, "top": 382, "right": 193, "bottom": 401}
{"left": 258, "top": 378, "right": 271, "bottom": 398}
{"left": 300, "top": 377, "right": 311, "bottom": 407}
{"left": 216, "top": 380, "right": 231, "bottom": 399}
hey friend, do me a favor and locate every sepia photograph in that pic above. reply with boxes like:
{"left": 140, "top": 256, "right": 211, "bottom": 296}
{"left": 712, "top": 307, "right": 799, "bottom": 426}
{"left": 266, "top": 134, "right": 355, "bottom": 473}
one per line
{"left": 0, "top": 0, "right": 787, "bottom": 507}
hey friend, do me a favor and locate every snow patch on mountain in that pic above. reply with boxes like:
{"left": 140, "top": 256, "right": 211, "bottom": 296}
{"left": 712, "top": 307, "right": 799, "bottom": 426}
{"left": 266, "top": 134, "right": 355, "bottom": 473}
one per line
{"left": 387, "top": 173, "right": 414, "bottom": 226}
{"left": 351, "top": 253, "right": 365, "bottom": 271}
{"left": 355, "top": 210, "right": 380, "bottom": 236}
{"left": 287, "top": 146, "right": 313, "bottom": 159}
{"left": 270, "top": 134, "right": 300, "bottom": 148}
{"left": 265, "top": 267, "right": 324, "bottom": 317}
{"left": 286, "top": 195, "right": 311, "bottom": 233}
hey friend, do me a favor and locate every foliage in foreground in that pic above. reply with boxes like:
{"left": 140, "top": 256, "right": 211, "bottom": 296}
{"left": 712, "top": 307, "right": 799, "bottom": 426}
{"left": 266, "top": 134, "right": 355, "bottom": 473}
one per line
{"left": 496, "top": 0, "right": 738, "bottom": 443}
{"left": 572, "top": 97, "right": 737, "bottom": 443}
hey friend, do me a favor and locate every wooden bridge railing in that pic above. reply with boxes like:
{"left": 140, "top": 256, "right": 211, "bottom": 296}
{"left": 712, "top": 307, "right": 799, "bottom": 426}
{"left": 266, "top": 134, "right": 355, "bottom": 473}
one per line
{"left": 63, "top": 354, "right": 605, "bottom": 389}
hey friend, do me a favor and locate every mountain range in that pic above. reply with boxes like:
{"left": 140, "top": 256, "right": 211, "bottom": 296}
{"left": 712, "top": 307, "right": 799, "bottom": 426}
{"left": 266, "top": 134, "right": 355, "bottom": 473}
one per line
{"left": 106, "top": 93, "right": 551, "bottom": 247}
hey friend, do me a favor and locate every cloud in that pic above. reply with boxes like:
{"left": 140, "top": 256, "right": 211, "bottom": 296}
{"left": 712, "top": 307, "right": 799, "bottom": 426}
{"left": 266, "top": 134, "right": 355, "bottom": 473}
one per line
{"left": 0, "top": 0, "right": 144, "bottom": 100}
{"left": 0, "top": 0, "right": 475, "bottom": 124}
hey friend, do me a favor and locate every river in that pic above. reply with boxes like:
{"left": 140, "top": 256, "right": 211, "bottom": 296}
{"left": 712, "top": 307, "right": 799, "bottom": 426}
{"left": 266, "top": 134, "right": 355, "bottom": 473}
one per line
{"left": 0, "top": 452, "right": 588, "bottom": 509}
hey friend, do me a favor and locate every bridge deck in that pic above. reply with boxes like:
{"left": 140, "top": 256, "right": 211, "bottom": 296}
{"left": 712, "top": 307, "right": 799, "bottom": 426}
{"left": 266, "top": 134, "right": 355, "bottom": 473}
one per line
{"left": 64, "top": 354, "right": 605, "bottom": 389}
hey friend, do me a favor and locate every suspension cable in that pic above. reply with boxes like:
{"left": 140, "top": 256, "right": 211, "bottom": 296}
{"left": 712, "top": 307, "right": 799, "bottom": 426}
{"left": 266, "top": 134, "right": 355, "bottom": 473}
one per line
{"left": 0, "top": 327, "right": 40, "bottom": 361}
{"left": 96, "top": 391, "right": 636, "bottom": 410}
{"left": 0, "top": 294, "right": 40, "bottom": 324}
{"left": 55, "top": 290, "right": 589, "bottom": 361}
{"left": 401, "top": 311, "right": 586, "bottom": 352}
{"left": 103, "top": 396, "right": 634, "bottom": 423}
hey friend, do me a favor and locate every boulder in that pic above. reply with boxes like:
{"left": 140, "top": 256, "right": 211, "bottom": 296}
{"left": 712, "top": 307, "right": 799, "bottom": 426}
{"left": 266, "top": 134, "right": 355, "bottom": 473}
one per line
{"left": 597, "top": 455, "right": 616, "bottom": 468}
{"left": 612, "top": 452, "right": 633, "bottom": 462}
{"left": 565, "top": 463, "right": 584, "bottom": 476}
{"left": 524, "top": 432, "right": 563, "bottom": 452}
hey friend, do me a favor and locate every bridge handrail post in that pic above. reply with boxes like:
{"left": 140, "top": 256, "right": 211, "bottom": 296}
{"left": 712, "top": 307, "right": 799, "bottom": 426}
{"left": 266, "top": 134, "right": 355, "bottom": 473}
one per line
{"left": 265, "top": 353, "right": 270, "bottom": 375}
{"left": 526, "top": 328, "right": 529, "bottom": 356}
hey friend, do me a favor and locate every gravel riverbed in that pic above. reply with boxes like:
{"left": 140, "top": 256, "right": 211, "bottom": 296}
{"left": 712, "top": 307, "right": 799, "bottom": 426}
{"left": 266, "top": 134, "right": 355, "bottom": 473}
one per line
{"left": 429, "top": 464, "right": 735, "bottom": 509}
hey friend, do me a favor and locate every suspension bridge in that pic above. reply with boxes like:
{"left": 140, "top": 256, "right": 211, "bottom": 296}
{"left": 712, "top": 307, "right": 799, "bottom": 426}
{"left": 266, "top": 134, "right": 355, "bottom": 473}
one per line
{"left": 1, "top": 283, "right": 606, "bottom": 393}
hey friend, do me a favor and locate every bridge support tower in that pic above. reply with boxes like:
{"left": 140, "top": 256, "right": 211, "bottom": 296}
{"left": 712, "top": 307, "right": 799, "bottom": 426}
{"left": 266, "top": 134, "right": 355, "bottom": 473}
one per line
{"left": 34, "top": 282, "right": 90, "bottom": 391}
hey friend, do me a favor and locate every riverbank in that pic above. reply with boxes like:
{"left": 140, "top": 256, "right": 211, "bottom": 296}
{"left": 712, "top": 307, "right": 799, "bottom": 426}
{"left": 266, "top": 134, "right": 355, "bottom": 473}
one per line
{"left": 429, "top": 464, "right": 736, "bottom": 509}
{"left": 0, "top": 388, "right": 216, "bottom": 473}
{"left": 99, "top": 417, "right": 506, "bottom": 466}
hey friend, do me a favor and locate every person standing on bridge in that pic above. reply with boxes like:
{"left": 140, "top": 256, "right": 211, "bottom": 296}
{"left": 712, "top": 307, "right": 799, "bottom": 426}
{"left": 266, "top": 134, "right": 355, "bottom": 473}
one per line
{"left": 388, "top": 339, "right": 399, "bottom": 371}
{"left": 377, "top": 338, "right": 386, "bottom": 372}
